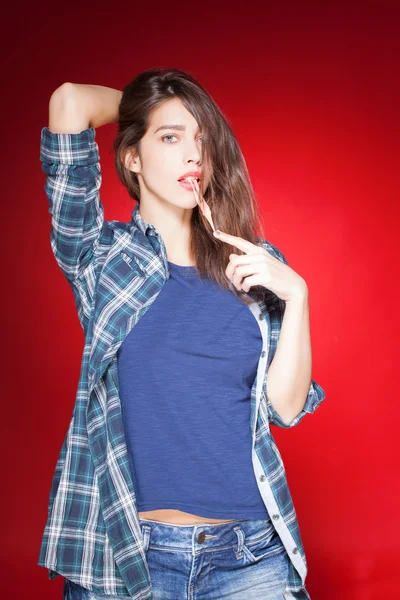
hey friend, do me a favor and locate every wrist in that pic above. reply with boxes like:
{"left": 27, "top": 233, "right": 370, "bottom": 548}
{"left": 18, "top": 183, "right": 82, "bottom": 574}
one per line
{"left": 286, "top": 280, "right": 309, "bottom": 304}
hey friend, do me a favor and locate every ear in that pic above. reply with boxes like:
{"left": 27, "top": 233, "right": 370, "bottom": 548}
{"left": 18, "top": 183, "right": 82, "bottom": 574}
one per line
{"left": 124, "top": 148, "right": 141, "bottom": 174}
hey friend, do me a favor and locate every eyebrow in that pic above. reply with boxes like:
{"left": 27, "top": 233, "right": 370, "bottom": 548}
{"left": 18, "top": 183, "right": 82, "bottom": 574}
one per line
{"left": 153, "top": 124, "right": 201, "bottom": 134}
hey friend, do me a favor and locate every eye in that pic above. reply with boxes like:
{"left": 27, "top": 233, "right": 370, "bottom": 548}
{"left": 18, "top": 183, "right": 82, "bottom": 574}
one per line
{"left": 161, "top": 134, "right": 203, "bottom": 144}
{"left": 161, "top": 134, "right": 178, "bottom": 143}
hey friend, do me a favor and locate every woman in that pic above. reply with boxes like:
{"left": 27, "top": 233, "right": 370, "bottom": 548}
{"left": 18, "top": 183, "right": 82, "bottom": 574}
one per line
{"left": 38, "top": 68, "right": 326, "bottom": 600}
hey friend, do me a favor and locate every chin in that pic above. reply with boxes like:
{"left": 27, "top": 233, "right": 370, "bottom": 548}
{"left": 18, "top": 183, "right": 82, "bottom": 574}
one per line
{"left": 165, "top": 198, "right": 197, "bottom": 210}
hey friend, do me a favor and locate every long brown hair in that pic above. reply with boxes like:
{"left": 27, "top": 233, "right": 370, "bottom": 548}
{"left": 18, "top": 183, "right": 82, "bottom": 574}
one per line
{"left": 113, "top": 67, "right": 267, "bottom": 304}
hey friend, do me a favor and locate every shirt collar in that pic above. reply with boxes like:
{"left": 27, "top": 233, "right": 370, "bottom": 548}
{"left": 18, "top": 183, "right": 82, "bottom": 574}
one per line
{"left": 130, "top": 202, "right": 155, "bottom": 237}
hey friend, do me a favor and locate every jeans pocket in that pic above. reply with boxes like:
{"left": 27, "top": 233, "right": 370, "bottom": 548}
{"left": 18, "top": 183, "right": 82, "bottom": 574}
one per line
{"left": 64, "top": 579, "right": 128, "bottom": 599}
{"left": 243, "top": 523, "right": 284, "bottom": 564}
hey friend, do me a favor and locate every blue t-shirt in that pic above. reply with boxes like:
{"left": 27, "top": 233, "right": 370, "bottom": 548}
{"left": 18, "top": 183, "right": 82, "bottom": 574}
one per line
{"left": 117, "top": 260, "right": 270, "bottom": 519}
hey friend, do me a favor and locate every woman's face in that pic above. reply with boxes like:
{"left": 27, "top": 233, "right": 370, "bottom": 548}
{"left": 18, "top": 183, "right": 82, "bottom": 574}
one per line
{"left": 126, "top": 97, "right": 210, "bottom": 210}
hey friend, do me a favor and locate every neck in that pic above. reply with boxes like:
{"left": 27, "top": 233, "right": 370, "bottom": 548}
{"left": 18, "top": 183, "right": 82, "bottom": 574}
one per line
{"left": 137, "top": 200, "right": 195, "bottom": 266}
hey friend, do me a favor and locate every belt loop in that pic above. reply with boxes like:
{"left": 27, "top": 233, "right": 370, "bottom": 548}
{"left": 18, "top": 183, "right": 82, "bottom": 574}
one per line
{"left": 141, "top": 524, "right": 151, "bottom": 553}
{"left": 233, "top": 525, "right": 245, "bottom": 559}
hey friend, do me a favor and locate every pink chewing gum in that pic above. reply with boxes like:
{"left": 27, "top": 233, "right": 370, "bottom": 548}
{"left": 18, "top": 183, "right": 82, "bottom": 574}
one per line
{"left": 187, "top": 177, "right": 216, "bottom": 232}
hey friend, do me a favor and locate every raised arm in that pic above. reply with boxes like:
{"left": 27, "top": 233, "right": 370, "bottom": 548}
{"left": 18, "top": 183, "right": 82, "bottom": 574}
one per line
{"left": 48, "top": 82, "right": 123, "bottom": 132}
{"left": 41, "top": 83, "right": 122, "bottom": 282}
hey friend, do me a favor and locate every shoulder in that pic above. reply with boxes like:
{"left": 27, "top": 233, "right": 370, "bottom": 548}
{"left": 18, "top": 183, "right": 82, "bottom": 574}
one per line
{"left": 256, "top": 237, "right": 289, "bottom": 266}
{"left": 108, "top": 219, "right": 129, "bottom": 231}
{"left": 108, "top": 219, "right": 130, "bottom": 232}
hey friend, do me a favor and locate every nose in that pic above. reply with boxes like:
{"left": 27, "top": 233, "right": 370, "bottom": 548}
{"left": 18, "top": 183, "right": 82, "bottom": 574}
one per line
{"left": 184, "top": 140, "right": 202, "bottom": 166}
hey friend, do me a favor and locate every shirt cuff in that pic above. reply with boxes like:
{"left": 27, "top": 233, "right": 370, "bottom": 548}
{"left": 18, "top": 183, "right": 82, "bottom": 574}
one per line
{"left": 267, "top": 378, "right": 326, "bottom": 428}
{"left": 40, "top": 126, "right": 99, "bottom": 166}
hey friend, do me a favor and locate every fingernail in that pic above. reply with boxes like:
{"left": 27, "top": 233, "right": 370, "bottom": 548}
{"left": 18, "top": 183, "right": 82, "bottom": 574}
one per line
{"left": 213, "top": 230, "right": 221, "bottom": 236}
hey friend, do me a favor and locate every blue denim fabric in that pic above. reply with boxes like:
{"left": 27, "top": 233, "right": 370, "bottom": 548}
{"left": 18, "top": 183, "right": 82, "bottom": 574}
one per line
{"left": 63, "top": 517, "right": 291, "bottom": 599}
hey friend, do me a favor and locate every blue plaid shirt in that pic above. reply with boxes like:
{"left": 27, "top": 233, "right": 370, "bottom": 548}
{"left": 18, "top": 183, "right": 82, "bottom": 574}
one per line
{"left": 38, "top": 126, "right": 326, "bottom": 599}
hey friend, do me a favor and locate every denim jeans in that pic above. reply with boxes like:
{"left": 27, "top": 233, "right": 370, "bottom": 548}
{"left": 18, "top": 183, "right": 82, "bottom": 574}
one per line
{"left": 63, "top": 517, "right": 291, "bottom": 599}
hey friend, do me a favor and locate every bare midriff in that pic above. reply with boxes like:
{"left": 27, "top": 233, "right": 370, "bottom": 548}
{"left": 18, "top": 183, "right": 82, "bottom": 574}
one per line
{"left": 138, "top": 509, "right": 238, "bottom": 525}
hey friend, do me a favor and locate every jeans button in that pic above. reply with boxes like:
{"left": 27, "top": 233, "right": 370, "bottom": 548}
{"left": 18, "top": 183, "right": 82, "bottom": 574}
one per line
{"left": 197, "top": 532, "right": 206, "bottom": 543}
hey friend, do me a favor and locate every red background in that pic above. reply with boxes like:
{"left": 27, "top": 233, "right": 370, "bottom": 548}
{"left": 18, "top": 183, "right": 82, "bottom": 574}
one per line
{"left": 3, "top": 2, "right": 399, "bottom": 599}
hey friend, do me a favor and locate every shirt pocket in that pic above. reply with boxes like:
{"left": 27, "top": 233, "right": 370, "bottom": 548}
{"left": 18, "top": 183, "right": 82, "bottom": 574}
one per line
{"left": 114, "top": 250, "right": 147, "bottom": 279}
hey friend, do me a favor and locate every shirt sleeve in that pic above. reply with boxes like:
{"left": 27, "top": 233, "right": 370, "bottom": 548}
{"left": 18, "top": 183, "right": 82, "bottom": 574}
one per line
{"left": 261, "top": 240, "right": 327, "bottom": 428}
{"left": 40, "top": 126, "right": 105, "bottom": 281}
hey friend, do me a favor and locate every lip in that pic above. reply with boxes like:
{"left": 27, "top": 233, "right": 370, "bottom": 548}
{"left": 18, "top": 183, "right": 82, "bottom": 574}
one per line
{"left": 177, "top": 170, "right": 201, "bottom": 182}
{"left": 178, "top": 179, "right": 198, "bottom": 191}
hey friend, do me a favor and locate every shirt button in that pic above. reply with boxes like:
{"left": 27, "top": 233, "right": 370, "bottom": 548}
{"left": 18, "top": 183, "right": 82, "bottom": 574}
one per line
{"left": 259, "top": 474, "right": 266, "bottom": 482}
{"left": 261, "top": 350, "right": 266, "bottom": 357}
{"left": 258, "top": 313, "right": 264, "bottom": 320}
{"left": 197, "top": 532, "right": 206, "bottom": 543}
{"left": 293, "top": 547, "right": 299, "bottom": 554}
{"left": 272, "top": 514, "right": 280, "bottom": 520}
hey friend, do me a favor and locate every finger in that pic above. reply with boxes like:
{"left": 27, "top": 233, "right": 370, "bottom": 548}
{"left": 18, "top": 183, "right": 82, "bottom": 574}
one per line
{"left": 229, "top": 251, "right": 268, "bottom": 263}
{"left": 229, "top": 267, "right": 259, "bottom": 292}
{"left": 240, "top": 273, "right": 264, "bottom": 292}
{"left": 214, "top": 230, "right": 257, "bottom": 254}
{"left": 229, "top": 262, "right": 262, "bottom": 280}
{"left": 231, "top": 265, "right": 262, "bottom": 290}
{"left": 226, "top": 254, "right": 267, "bottom": 279}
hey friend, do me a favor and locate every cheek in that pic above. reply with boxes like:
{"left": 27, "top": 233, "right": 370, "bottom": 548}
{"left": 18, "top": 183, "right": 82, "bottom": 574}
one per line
{"left": 140, "top": 158, "right": 177, "bottom": 195}
{"left": 145, "top": 147, "right": 176, "bottom": 176}
{"left": 140, "top": 153, "right": 164, "bottom": 183}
